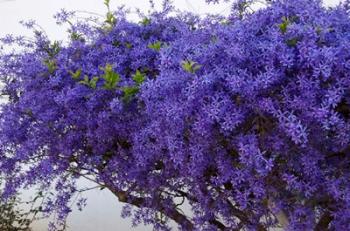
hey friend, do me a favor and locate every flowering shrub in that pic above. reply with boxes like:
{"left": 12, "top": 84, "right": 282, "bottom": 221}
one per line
{"left": 1, "top": 0, "right": 350, "bottom": 230}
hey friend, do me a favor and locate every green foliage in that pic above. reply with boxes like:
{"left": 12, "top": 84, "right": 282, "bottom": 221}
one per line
{"left": 132, "top": 70, "right": 146, "bottom": 85}
{"left": 120, "top": 70, "right": 147, "bottom": 102}
{"left": 42, "top": 41, "right": 61, "bottom": 75}
{"left": 70, "top": 32, "right": 84, "bottom": 41}
{"left": 286, "top": 37, "right": 299, "bottom": 47}
{"left": 111, "top": 40, "right": 133, "bottom": 49}
{"left": 279, "top": 16, "right": 299, "bottom": 34}
{"left": 105, "top": 12, "right": 116, "bottom": 26}
{"left": 125, "top": 42, "right": 133, "bottom": 49}
{"left": 104, "top": 0, "right": 110, "bottom": 8}
{"left": 112, "top": 41, "right": 133, "bottom": 49}
{"left": 140, "top": 17, "right": 151, "bottom": 26}
{"left": 279, "top": 16, "right": 289, "bottom": 34}
{"left": 69, "top": 69, "right": 82, "bottom": 80}
{"left": 51, "top": 41, "right": 60, "bottom": 56}
{"left": 122, "top": 86, "right": 139, "bottom": 102}
{"left": 181, "top": 60, "right": 201, "bottom": 74}
{"left": 101, "top": 63, "right": 120, "bottom": 89}
{"left": 148, "top": 41, "right": 162, "bottom": 51}
{"left": 103, "top": 0, "right": 116, "bottom": 30}
{"left": 44, "top": 41, "right": 60, "bottom": 58}
{"left": 43, "top": 59, "right": 57, "bottom": 74}
{"left": 112, "top": 40, "right": 121, "bottom": 47}
{"left": 73, "top": 65, "right": 124, "bottom": 90}
{"left": 79, "top": 75, "right": 99, "bottom": 89}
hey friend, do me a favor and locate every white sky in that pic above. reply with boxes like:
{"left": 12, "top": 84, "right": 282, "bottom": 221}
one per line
{"left": 0, "top": 0, "right": 342, "bottom": 230}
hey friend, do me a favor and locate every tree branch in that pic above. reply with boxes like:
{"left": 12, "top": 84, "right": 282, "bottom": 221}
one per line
{"left": 226, "top": 199, "right": 267, "bottom": 231}
{"left": 208, "top": 218, "right": 228, "bottom": 230}
{"left": 108, "top": 187, "right": 194, "bottom": 230}
{"left": 314, "top": 211, "right": 332, "bottom": 231}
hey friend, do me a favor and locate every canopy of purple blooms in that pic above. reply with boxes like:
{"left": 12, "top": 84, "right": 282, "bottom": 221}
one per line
{"left": 0, "top": 0, "right": 350, "bottom": 230}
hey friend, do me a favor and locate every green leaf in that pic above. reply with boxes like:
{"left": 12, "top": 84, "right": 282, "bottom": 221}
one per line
{"left": 279, "top": 16, "right": 289, "bottom": 34}
{"left": 140, "top": 17, "right": 151, "bottom": 26}
{"left": 42, "top": 40, "right": 61, "bottom": 59}
{"left": 69, "top": 69, "right": 82, "bottom": 80}
{"left": 90, "top": 76, "right": 99, "bottom": 89}
{"left": 101, "top": 63, "right": 120, "bottom": 90}
{"left": 43, "top": 59, "right": 57, "bottom": 74}
{"left": 122, "top": 86, "right": 139, "bottom": 102}
{"left": 48, "top": 41, "right": 60, "bottom": 57}
{"left": 132, "top": 70, "right": 146, "bottom": 85}
{"left": 148, "top": 41, "right": 162, "bottom": 51}
{"left": 105, "top": 12, "right": 116, "bottom": 26}
{"left": 181, "top": 60, "right": 201, "bottom": 74}
{"left": 70, "top": 32, "right": 84, "bottom": 41}
{"left": 112, "top": 40, "right": 121, "bottom": 47}
{"left": 286, "top": 37, "right": 299, "bottom": 47}
{"left": 79, "top": 75, "right": 99, "bottom": 89}
{"left": 79, "top": 75, "right": 90, "bottom": 86}
{"left": 125, "top": 42, "right": 133, "bottom": 49}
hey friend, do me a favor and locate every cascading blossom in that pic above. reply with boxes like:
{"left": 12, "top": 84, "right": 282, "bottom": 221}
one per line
{"left": 0, "top": 0, "right": 350, "bottom": 230}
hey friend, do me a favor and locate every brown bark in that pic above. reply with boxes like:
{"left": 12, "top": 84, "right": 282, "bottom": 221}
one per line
{"left": 314, "top": 211, "right": 332, "bottom": 231}
{"left": 109, "top": 188, "right": 194, "bottom": 230}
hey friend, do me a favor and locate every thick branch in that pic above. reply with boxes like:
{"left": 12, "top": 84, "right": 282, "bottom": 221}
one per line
{"left": 108, "top": 188, "right": 194, "bottom": 230}
{"left": 314, "top": 211, "right": 332, "bottom": 231}
{"left": 226, "top": 199, "right": 267, "bottom": 231}
{"left": 176, "top": 189, "right": 263, "bottom": 230}
{"left": 208, "top": 219, "right": 228, "bottom": 230}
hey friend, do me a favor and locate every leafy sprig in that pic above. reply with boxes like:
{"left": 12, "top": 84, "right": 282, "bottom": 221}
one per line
{"left": 122, "top": 70, "right": 147, "bottom": 102}
{"left": 101, "top": 64, "right": 120, "bottom": 90}
{"left": 132, "top": 70, "right": 146, "bottom": 85}
{"left": 148, "top": 41, "right": 162, "bottom": 51}
{"left": 43, "top": 59, "right": 57, "bottom": 74}
{"left": 103, "top": 0, "right": 116, "bottom": 30}
{"left": 181, "top": 60, "right": 201, "bottom": 74}
{"left": 79, "top": 75, "right": 99, "bottom": 89}
{"left": 69, "top": 69, "right": 82, "bottom": 80}
{"left": 279, "top": 16, "right": 290, "bottom": 34}
{"left": 140, "top": 17, "right": 151, "bottom": 26}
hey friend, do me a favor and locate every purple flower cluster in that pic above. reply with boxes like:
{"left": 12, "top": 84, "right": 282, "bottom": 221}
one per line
{"left": 1, "top": 0, "right": 350, "bottom": 230}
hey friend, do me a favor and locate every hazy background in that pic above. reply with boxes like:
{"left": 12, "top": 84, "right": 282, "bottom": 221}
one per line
{"left": 0, "top": 0, "right": 342, "bottom": 230}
